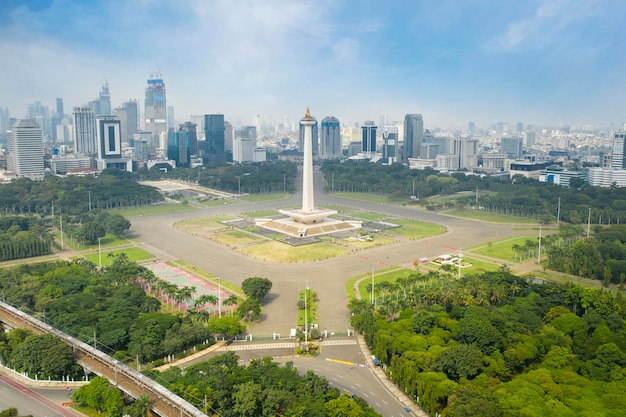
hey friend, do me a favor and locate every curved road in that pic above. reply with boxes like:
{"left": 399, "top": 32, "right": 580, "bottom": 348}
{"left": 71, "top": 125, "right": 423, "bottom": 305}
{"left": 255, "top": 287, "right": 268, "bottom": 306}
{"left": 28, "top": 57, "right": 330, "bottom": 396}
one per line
{"left": 131, "top": 170, "right": 528, "bottom": 336}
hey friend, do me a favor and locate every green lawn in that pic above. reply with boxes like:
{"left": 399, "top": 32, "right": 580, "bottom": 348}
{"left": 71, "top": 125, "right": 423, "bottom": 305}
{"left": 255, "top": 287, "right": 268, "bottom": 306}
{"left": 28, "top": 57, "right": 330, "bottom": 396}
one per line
{"left": 468, "top": 235, "right": 544, "bottom": 262}
{"left": 457, "top": 257, "right": 502, "bottom": 275}
{"left": 82, "top": 247, "right": 155, "bottom": 265}
{"left": 243, "top": 210, "right": 281, "bottom": 218}
{"left": 441, "top": 209, "right": 540, "bottom": 224}
{"left": 344, "top": 211, "right": 389, "bottom": 221}
{"left": 297, "top": 289, "right": 318, "bottom": 326}
{"left": 197, "top": 198, "right": 240, "bottom": 207}
{"left": 386, "top": 219, "right": 445, "bottom": 239}
{"left": 113, "top": 203, "right": 197, "bottom": 217}
{"left": 239, "top": 193, "right": 291, "bottom": 203}
{"left": 331, "top": 192, "right": 394, "bottom": 204}
{"left": 346, "top": 267, "right": 414, "bottom": 300}
{"left": 175, "top": 216, "right": 234, "bottom": 233}
{"left": 238, "top": 240, "right": 348, "bottom": 262}
{"left": 81, "top": 233, "right": 132, "bottom": 249}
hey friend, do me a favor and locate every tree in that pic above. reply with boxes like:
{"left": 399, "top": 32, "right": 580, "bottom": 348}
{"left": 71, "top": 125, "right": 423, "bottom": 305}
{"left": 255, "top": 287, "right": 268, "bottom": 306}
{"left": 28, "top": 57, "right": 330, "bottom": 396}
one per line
{"left": 208, "top": 316, "right": 245, "bottom": 339}
{"left": 105, "top": 214, "right": 131, "bottom": 237}
{"left": 241, "top": 277, "right": 273, "bottom": 301}
{"left": 80, "top": 222, "right": 106, "bottom": 245}
{"left": 435, "top": 344, "right": 484, "bottom": 381}
{"left": 237, "top": 298, "right": 261, "bottom": 322}
{"left": 325, "top": 394, "right": 365, "bottom": 417}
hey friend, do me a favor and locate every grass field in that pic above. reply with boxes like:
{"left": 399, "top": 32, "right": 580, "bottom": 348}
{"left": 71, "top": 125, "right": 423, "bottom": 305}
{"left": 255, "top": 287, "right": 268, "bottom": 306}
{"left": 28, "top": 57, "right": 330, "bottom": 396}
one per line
{"left": 82, "top": 233, "right": 132, "bottom": 249}
{"left": 331, "top": 192, "right": 395, "bottom": 204}
{"left": 197, "top": 198, "right": 239, "bottom": 207}
{"left": 468, "top": 235, "right": 543, "bottom": 261}
{"left": 332, "top": 234, "right": 397, "bottom": 249}
{"left": 113, "top": 203, "right": 197, "bottom": 217}
{"left": 175, "top": 216, "right": 234, "bottom": 233}
{"left": 242, "top": 210, "right": 281, "bottom": 218}
{"left": 344, "top": 211, "right": 389, "bottom": 221}
{"left": 354, "top": 268, "right": 415, "bottom": 300}
{"left": 208, "top": 231, "right": 263, "bottom": 247}
{"left": 386, "top": 219, "right": 446, "bottom": 239}
{"left": 441, "top": 209, "right": 540, "bottom": 224}
{"left": 239, "top": 193, "right": 291, "bottom": 203}
{"left": 82, "top": 247, "right": 155, "bottom": 265}
{"left": 237, "top": 240, "right": 348, "bottom": 262}
{"left": 457, "top": 257, "right": 502, "bottom": 275}
{"left": 297, "top": 289, "right": 318, "bottom": 326}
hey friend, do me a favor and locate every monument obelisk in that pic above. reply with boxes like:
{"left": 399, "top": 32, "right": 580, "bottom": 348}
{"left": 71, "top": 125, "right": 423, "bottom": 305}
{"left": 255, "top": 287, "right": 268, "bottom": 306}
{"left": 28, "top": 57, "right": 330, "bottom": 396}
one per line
{"left": 256, "top": 108, "right": 361, "bottom": 237}
{"left": 301, "top": 107, "right": 315, "bottom": 213}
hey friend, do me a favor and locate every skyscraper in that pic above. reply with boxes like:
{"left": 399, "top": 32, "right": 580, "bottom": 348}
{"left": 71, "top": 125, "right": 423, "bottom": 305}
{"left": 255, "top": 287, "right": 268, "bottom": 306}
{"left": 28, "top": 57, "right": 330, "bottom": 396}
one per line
{"left": 501, "top": 136, "right": 523, "bottom": 159}
{"left": 99, "top": 81, "right": 111, "bottom": 115}
{"left": 320, "top": 116, "right": 341, "bottom": 157}
{"left": 7, "top": 119, "right": 44, "bottom": 180}
{"left": 403, "top": 114, "right": 423, "bottom": 160}
{"left": 299, "top": 118, "right": 318, "bottom": 155}
{"left": 95, "top": 116, "right": 132, "bottom": 172}
{"left": 27, "top": 101, "right": 51, "bottom": 139}
{"left": 167, "top": 130, "right": 191, "bottom": 168}
{"left": 611, "top": 131, "right": 626, "bottom": 169}
{"left": 0, "top": 107, "right": 10, "bottom": 143}
{"left": 73, "top": 107, "right": 97, "bottom": 154}
{"left": 145, "top": 76, "right": 167, "bottom": 143}
{"left": 167, "top": 106, "right": 175, "bottom": 130}
{"left": 96, "top": 116, "right": 122, "bottom": 159}
{"left": 224, "top": 121, "right": 234, "bottom": 152}
{"left": 382, "top": 125, "right": 398, "bottom": 163}
{"left": 113, "top": 99, "right": 139, "bottom": 143}
{"left": 361, "top": 121, "right": 377, "bottom": 153}
{"left": 204, "top": 114, "right": 226, "bottom": 161}
{"left": 178, "top": 122, "right": 198, "bottom": 157}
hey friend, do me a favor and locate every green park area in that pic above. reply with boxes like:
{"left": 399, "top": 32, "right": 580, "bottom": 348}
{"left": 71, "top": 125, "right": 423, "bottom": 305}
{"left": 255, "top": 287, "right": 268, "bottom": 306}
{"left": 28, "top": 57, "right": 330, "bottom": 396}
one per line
{"left": 468, "top": 235, "right": 544, "bottom": 262}
{"left": 239, "top": 193, "right": 290, "bottom": 203}
{"left": 442, "top": 208, "right": 540, "bottom": 224}
{"left": 208, "top": 230, "right": 263, "bottom": 247}
{"left": 331, "top": 192, "right": 396, "bottom": 204}
{"left": 238, "top": 240, "right": 348, "bottom": 262}
{"left": 297, "top": 288, "right": 318, "bottom": 327}
{"left": 82, "top": 247, "right": 155, "bottom": 265}
{"left": 387, "top": 219, "right": 445, "bottom": 239}
{"left": 175, "top": 216, "right": 235, "bottom": 234}
{"left": 114, "top": 203, "right": 197, "bottom": 217}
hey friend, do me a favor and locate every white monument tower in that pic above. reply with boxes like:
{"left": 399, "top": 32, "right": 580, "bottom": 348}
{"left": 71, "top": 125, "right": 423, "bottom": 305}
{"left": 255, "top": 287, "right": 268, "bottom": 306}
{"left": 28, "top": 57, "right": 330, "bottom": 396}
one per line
{"left": 255, "top": 108, "right": 361, "bottom": 237}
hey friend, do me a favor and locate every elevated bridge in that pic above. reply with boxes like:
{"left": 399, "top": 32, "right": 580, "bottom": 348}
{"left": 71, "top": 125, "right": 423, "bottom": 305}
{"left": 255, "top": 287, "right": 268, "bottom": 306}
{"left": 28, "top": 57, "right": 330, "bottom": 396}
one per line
{"left": 0, "top": 301, "right": 207, "bottom": 417}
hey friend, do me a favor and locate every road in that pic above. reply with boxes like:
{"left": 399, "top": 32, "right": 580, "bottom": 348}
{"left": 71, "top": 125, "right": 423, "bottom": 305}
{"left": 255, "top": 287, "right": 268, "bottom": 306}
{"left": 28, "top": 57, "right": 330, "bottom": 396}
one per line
{"left": 130, "top": 169, "right": 528, "bottom": 335}
{"left": 0, "top": 375, "right": 78, "bottom": 417}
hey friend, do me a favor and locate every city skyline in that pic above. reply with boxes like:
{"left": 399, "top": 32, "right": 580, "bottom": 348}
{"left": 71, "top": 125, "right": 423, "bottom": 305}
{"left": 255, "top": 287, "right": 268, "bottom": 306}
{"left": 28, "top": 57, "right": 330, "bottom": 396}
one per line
{"left": 1, "top": 0, "right": 625, "bottom": 128}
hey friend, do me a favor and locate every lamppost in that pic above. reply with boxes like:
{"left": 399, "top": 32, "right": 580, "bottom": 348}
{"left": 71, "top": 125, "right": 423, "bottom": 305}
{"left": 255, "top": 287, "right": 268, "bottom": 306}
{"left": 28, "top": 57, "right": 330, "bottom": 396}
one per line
{"left": 237, "top": 173, "right": 250, "bottom": 195}
{"left": 218, "top": 278, "right": 222, "bottom": 318}
{"left": 304, "top": 287, "right": 309, "bottom": 347}
{"left": 98, "top": 237, "right": 102, "bottom": 269}
{"left": 371, "top": 269, "right": 375, "bottom": 304}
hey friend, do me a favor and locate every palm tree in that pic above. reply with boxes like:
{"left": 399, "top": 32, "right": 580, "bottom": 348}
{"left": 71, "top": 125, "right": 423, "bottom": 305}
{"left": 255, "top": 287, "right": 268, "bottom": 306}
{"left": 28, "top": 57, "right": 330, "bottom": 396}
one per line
{"left": 222, "top": 294, "right": 239, "bottom": 316}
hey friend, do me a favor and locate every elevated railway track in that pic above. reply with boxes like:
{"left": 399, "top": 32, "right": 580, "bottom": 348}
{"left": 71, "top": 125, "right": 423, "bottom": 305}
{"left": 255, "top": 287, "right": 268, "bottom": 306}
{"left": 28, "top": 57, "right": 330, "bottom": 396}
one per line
{"left": 0, "top": 301, "right": 207, "bottom": 417}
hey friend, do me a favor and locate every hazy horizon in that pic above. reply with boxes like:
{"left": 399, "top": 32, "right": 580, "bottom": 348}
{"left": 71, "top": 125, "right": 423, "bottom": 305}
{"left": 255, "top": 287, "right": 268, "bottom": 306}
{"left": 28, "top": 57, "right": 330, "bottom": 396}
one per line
{"left": 1, "top": 0, "right": 625, "bottom": 129}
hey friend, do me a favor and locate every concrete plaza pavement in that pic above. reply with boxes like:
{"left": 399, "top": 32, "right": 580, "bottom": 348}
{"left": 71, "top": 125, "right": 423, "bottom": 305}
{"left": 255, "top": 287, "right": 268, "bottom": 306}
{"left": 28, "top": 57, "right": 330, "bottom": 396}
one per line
{"left": 129, "top": 170, "right": 532, "bottom": 336}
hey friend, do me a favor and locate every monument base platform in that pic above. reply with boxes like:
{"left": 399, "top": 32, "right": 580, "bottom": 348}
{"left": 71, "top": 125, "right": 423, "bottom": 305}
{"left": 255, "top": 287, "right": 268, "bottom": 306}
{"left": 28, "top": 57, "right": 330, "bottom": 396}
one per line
{"left": 256, "top": 215, "right": 362, "bottom": 238}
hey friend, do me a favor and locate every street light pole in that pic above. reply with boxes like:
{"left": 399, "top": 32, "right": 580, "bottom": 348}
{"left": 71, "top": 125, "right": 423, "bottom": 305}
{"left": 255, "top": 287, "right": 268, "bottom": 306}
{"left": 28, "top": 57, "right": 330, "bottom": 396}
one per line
{"left": 537, "top": 227, "right": 542, "bottom": 264}
{"left": 304, "top": 287, "right": 309, "bottom": 347}
{"left": 98, "top": 237, "right": 102, "bottom": 269}
{"left": 218, "top": 278, "right": 222, "bottom": 318}
{"left": 371, "top": 269, "right": 375, "bottom": 304}
{"left": 238, "top": 176, "right": 241, "bottom": 195}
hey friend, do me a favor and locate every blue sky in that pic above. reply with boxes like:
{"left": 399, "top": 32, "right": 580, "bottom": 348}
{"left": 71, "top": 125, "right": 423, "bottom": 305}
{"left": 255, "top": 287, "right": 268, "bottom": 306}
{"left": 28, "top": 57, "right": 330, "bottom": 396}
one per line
{"left": 1, "top": 0, "right": 625, "bottom": 129}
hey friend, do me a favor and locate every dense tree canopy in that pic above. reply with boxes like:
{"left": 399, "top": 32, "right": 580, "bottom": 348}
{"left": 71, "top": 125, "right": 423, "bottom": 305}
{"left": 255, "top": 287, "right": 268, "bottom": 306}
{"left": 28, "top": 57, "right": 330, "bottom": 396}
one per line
{"left": 349, "top": 270, "right": 626, "bottom": 416}
{"left": 241, "top": 277, "right": 273, "bottom": 301}
{"left": 144, "top": 352, "right": 381, "bottom": 416}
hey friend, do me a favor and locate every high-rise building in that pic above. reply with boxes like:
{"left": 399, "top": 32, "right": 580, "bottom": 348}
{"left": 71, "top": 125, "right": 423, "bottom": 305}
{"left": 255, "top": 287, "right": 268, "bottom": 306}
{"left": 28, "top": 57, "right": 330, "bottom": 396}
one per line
{"left": 95, "top": 116, "right": 132, "bottom": 172}
{"left": 178, "top": 122, "right": 198, "bottom": 157}
{"left": 96, "top": 116, "right": 122, "bottom": 159}
{"left": 382, "top": 125, "right": 398, "bottom": 163}
{"left": 361, "top": 121, "right": 377, "bottom": 153}
{"left": 452, "top": 138, "right": 480, "bottom": 170}
{"left": 320, "top": 116, "right": 341, "bottom": 157}
{"left": 145, "top": 76, "right": 167, "bottom": 143}
{"left": 611, "top": 131, "right": 626, "bottom": 169}
{"left": 524, "top": 131, "right": 536, "bottom": 147}
{"left": 252, "top": 114, "right": 261, "bottom": 138}
{"left": 99, "top": 81, "right": 111, "bottom": 115}
{"left": 403, "top": 114, "right": 423, "bottom": 160}
{"left": 27, "top": 101, "right": 51, "bottom": 139}
{"left": 0, "top": 107, "right": 10, "bottom": 143}
{"left": 56, "top": 98, "right": 64, "bottom": 118}
{"left": 516, "top": 122, "right": 524, "bottom": 134}
{"left": 204, "top": 114, "right": 226, "bottom": 160}
{"left": 501, "top": 136, "right": 523, "bottom": 159}
{"left": 167, "top": 106, "right": 175, "bottom": 130}
{"left": 468, "top": 121, "right": 475, "bottom": 134}
{"left": 299, "top": 119, "right": 318, "bottom": 155}
{"left": 7, "top": 119, "right": 44, "bottom": 180}
{"left": 167, "top": 130, "right": 191, "bottom": 168}
{"left": 224, "top": 121, "right": 234, "bottom": 152}
{"left": 73, "top": 107, "right": 97, "bottom": 154}
{"left": 113, "top": 100, "right": 139, "bottom": 143}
